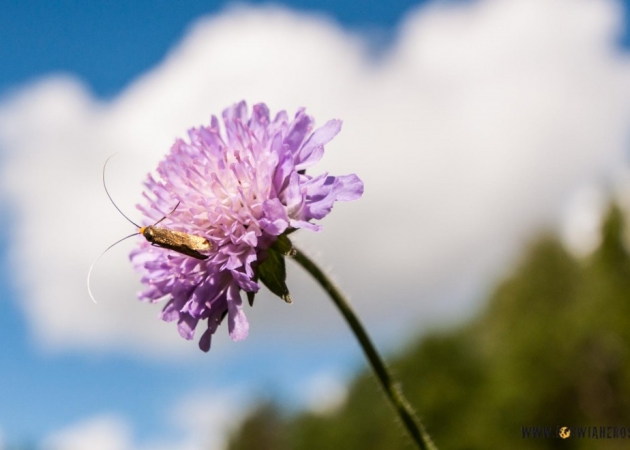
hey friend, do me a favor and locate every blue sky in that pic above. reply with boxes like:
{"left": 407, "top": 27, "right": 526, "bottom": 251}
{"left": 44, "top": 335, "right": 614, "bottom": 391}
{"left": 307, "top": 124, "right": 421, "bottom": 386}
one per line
{"left": 0, "top": 0, "right": 436, "bottom": 99}
{"left": 1, "top": 0, "right": 630, "bottom": 448}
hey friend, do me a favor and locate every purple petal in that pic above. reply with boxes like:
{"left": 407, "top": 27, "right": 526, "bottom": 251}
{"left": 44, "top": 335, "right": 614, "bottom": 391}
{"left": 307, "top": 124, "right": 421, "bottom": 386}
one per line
{"left": 160, "top": 299, "right": 180, "bottom": 322}
{"left": 272, "top": 143, "right": 294, "bottom": 196}
{"left": 229, "top": 309, "right": 249, "bottom": 342}
{"left": 198, "top": 303, "right": 227, "bottom": 352}
{"left": 177, "top": 313, "right": 199, "bottom": 340}
{"left": 240, "top": 231, "right": 258, "bottom": 247}
{"left": 224, "top": 253, "right": 243, "bottom": 270}
{"left": 295, "top": 146, "right": 324, "bottom": 172}
{"left": 289, "top": 219, "right": 322, "bottom": 232}
{"left": 222, "top": 100, "right": 248, "bottom": 122}
{"left": 295, "top": 119, "right": 342, "bottom": 170}
{"left": 231, "top": 270, "right": 260, "bottom": 292}
{"left": 249, "top": 103, "right": 270, "bottom": 141}
{"left": 260, "top": 198, "right": 289, "bottom": 235}
{"left": 199, "top": 328, "right": 212, "bottom": 352}
{"left": 333, "top": 174, "right": 364, "bottom": 201}
{"left": 284, "top": 111, "right": 313, "bottom": 153}
{"left": 226, "top": 283, "right": 249, "bottom": 341}
{"left": 281, "top": 172, "right": 304, "bottom": 216}
{"left": 303, "top": 174, "right": 364, "bottom": 220}
{"left": 185, "top": 281, "right": 217, "bottom": 317}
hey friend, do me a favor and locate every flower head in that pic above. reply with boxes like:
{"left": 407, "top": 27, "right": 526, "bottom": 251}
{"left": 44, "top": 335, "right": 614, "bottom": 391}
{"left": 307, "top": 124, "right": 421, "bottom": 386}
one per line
{"left": 130, "top": 101, "right": 363, "bottom": 351}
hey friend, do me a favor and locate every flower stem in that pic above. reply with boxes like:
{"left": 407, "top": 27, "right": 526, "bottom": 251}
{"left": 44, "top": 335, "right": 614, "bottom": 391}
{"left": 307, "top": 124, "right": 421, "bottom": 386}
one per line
{"left": 292, "top": 247, "right": 437, "bottom": 450}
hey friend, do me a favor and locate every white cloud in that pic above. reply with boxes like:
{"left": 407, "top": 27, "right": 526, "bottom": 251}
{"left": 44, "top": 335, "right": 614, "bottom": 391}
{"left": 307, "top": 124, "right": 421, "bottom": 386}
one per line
{"left": 300, "top": 371, "right": 348, "bottom": 415}
{"left": 0, "top": 0, "right": 629, "bottom": 357}
{"left": 164, "top": 388, "right": 251, "bottom": 450}
{"left": 41, "top": 415, "right": 132, "bottom": 450}
{"left": 40, "top": 389, "right": 250, "bottom": 450}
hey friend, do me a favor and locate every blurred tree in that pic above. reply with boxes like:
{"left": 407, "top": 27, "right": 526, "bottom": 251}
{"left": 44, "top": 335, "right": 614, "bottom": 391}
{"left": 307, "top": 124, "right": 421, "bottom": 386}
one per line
{"left": 227, "top": 204, "right": 630, "bottom": 450}
{"left": 226, "top": 402, "right": 288, "bottom": 450}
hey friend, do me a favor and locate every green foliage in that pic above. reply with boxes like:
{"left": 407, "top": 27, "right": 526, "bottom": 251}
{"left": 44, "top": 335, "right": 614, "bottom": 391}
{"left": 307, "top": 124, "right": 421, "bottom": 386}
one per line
{"left": 227, "top": 204, "right": 630, "bottom": 450}
{"left": 227, "top": 402, "right": 288, "bottom": 450}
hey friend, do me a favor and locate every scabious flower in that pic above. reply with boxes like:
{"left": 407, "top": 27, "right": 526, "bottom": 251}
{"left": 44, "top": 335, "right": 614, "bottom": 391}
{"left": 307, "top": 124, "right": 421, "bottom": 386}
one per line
{"left": 130, "top": 101, "right": 363, "bottom": 352}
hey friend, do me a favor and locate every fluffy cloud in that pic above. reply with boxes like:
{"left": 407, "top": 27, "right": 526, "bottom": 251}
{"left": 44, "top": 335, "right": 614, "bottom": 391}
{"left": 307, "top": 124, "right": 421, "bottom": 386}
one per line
{"left": 301, "top": 371, "right": 349, "bottom": 415}
{"left": 165, "top": 389, "right": 251, "bottom": 450}
{"left": 0, "top": 0, "right": 629, "bottom": 357}
{"left": 41, "top": 416, "right": 132, "bottom": 450}
{"left": 39, "top": 389, "right": 249, "bottom": 450}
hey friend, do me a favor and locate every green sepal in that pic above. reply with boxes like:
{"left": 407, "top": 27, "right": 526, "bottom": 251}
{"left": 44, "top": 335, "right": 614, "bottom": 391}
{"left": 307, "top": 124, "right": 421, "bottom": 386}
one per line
{"left": 272, "top": 234, "right": 296, "bottom": 256}
{"left": 258, "top": 240, "right": 293, "bottom": 304}
{"left": 247, "top": 290, "right": 256, "bottom": 307}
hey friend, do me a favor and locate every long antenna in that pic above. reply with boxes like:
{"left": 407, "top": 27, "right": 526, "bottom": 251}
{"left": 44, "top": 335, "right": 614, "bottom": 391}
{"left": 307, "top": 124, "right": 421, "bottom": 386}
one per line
{"left": 87, "top": 232, "right": 140, "bottom": 303}
{"left": 154, "top": 201, "right": 181, "bottom": 226}
{"left": 103, "top": 153, "right": 141, "bottom": 229}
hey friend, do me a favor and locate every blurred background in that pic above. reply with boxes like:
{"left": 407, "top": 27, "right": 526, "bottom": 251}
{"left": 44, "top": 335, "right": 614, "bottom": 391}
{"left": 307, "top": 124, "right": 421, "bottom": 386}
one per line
{"left": 1, "top": 0, "right": 630, "bottom": 448}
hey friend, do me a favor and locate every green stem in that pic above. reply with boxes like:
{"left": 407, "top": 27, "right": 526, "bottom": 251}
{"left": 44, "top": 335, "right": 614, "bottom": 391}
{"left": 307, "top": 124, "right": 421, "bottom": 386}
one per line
{"left": 292, "top": 247, "right": 437, "bottom": 450}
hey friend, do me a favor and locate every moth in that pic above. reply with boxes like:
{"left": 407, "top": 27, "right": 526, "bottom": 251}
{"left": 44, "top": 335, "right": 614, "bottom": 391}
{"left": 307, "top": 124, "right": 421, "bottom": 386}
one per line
{"left": 87, "top": 154, "right": 212, "bottom": 303}
{"left": 139, "top": 223, "right": 211, "bottom": 260}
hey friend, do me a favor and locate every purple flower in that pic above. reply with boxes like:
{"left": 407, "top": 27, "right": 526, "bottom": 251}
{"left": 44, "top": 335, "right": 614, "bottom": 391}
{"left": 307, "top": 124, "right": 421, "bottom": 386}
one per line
{"left": 130, "top": 101, "right": 363, "bottom": 352}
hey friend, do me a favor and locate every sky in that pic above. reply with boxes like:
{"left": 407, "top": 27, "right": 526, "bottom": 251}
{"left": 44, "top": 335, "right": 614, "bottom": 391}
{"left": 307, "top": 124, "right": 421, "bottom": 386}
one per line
{"left": 1, "top": 0, "right": 630, "bottom": 448}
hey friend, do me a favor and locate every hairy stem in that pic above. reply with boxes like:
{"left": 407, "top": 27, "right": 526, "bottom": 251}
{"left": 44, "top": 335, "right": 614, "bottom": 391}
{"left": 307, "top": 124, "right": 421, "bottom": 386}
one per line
{"left": 292, "top": 247, "right": 437, "bottom": 450}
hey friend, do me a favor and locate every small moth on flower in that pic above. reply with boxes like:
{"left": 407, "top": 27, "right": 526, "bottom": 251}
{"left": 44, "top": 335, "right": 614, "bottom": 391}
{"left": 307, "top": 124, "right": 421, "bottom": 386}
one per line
{"left": 130, "top": 101, "right": 363, "bottom": 352}
{"left": 139, "top": 223, "right": 211, "bottom": 260}
{"left": 87, "top": 155, "right": 213, "bottom": 303}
